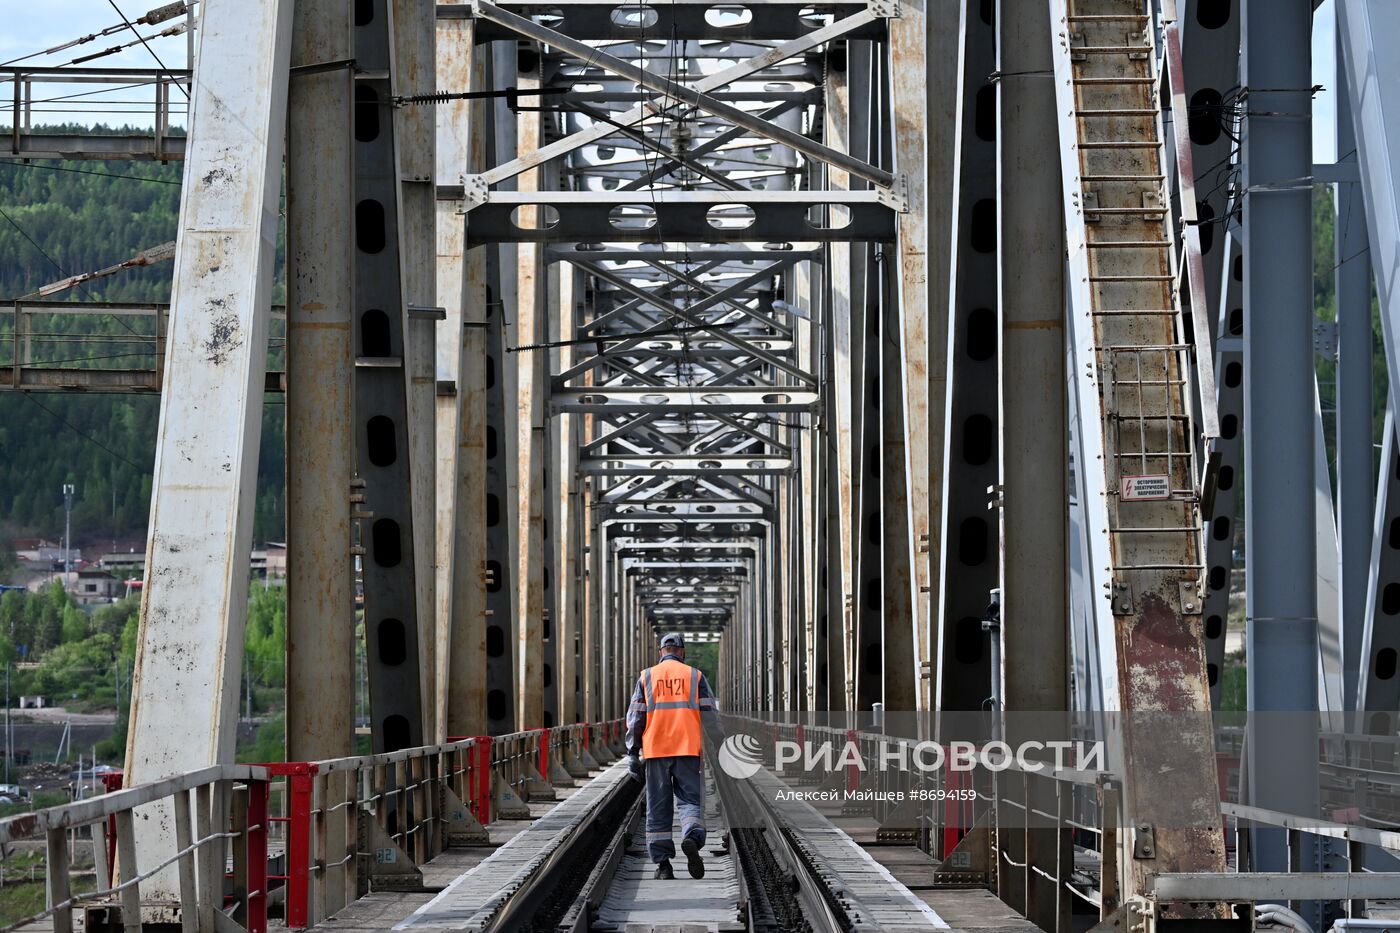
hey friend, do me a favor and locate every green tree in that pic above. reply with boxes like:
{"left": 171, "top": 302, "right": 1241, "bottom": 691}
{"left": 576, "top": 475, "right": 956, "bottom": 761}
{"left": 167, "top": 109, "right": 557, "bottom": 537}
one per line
{"left": 91, "top": 597, "right": 139, "bottom": 640}
{"left": 0, "top": 537, "right": 16, "bottom": 581}
{"left": 237, "top": 713, "right": 286, "bottom": 764}
{"left": 61, "top": 604, "right": 88, "bottom": 644}
{"left": 245, "top": 585, "right": 287, "bottom": 689}
{"left": 95, "top": 611, "right": 140, "bottom": 761}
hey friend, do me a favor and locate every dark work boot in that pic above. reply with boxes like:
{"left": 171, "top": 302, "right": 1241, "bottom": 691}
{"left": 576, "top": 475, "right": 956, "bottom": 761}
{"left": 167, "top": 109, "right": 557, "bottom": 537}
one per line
{"left": 654, "top": 859, "right": 674, "bottom": 880}
{"left": 682, "top": 837, "right": 705, "bottom": 879}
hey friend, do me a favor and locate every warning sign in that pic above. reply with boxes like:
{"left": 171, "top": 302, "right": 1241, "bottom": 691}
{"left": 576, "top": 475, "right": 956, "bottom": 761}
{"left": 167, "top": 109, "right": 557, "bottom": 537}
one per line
{"left": 1120, "top": 474, "right": 1171, "bottom": 501}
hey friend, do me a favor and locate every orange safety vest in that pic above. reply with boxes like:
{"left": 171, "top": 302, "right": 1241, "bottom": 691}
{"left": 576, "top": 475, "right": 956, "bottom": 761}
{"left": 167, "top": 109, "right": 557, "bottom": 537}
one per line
{"left": 641, "top": 658, "right": 703, "bottom": 759}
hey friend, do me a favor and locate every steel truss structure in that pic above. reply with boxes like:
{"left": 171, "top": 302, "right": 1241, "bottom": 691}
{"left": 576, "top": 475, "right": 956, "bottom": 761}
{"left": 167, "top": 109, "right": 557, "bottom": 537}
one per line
{"left": 11, "top": 0, "right": 1400, "bottom": 926}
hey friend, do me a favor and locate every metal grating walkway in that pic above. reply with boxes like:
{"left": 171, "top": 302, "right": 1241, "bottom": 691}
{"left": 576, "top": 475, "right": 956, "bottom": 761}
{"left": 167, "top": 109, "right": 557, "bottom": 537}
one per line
{"left": 594, "top": 773, "right": 743, "bottom": 931}
{"left": 392, "top": 762, "right": 629, "bottom": 930}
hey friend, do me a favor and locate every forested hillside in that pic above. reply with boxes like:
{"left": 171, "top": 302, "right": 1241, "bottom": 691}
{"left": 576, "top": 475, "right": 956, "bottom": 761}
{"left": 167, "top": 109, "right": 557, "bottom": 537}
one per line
{"left": 0, "top": 132, "right": 285, "bottom": 547}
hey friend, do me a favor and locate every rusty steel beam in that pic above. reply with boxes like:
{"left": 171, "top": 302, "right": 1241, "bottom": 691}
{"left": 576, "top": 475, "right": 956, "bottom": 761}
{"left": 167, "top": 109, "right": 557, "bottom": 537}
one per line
{"left": 888, "top": 0, "right": 956, "bottom": 715}
{"left": 286, "top": 0, "right": 356, "bottom": 758}
{"left": 435, "top": 9, "right": 490, "bottom": 738}
{"left": 1050, "top": 0, "right": 1227, "bottom": 909}
{"left": 394, "top": 0, "right": 441, "bottom": 743}
{"left": 555, "top": 263, "right": 584, "bottom": 723}
{"left": 285, "top": 1, "right": 356, "bottom": 910}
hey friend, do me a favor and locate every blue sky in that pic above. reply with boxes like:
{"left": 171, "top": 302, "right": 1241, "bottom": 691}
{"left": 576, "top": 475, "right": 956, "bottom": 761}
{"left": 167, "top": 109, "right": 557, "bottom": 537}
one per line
{"left": 1, "top": 0, "right": 1343, "bottom": 157}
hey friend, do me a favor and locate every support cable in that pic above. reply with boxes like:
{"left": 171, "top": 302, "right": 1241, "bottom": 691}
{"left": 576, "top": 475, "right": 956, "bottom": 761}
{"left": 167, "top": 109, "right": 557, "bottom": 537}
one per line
{"left": 103, "top": 0, "right": 191, "bottom": 98}
{"left": 0, "top": 160, "right": 180, "bottom": 186}
{"left": 0, "top": 1, "right": 194, "bottom": 67}
{"left": 394, "top": 86, "right": 569, "bottom": 106}
{"left": 0, "top": 204, "right": 159, "bottom": 347}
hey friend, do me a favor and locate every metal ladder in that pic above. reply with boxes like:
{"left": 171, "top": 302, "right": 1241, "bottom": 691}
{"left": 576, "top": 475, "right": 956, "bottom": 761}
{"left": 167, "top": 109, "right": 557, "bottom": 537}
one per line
{"left": 1064, "top": 1, "right": 1202, "bottom": 578}
{"left": 1050, "top": 0, "right": 1227, "bottom": 904}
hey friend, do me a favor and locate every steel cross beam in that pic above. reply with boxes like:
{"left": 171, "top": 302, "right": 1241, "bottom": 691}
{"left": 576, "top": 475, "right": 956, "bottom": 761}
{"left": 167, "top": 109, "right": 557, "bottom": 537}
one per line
{"left": 465, "top": 7, "right": 884, "bottom": 187}
{"left": 567, "top": 260, "right": 812, "bottom": 385}
{"left": 552, "top": 387, "right": 819, "bottom": 414}
{"left": 568, "top": 101, "right": 745, "bottom": 191}
{"left": 562, "top": 263, "right": 786, "bottom": 369}
{"left": 622, "top": 101, "right": 805, "bottom": 191}
{"left": 592, "top": 260, "right": 788, "bottom": 342}
{"left": 636, "top": 259, "right": 801, "bottom": 339}
{"left": 580, "top": 457, "right": 795, "bottom": 476}
{"left": 467, "top": 1, "right": 895, "bottom": 188}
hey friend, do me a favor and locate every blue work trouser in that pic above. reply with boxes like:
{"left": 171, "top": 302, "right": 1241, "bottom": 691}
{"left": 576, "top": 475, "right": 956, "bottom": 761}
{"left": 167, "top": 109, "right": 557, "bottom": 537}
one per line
{"left": 644, "top": 755, "right": 705, "bottom": 862}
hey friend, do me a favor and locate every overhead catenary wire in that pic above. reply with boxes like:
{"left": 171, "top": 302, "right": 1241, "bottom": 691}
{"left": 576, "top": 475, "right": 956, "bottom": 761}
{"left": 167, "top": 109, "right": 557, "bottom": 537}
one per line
{"left": 15, "top": 393, "right": 147, "bottom": 471}
{"left": 67, "top": 20, "right": 190, "bottom": 68}
{"left": 103, "top": 0, "right": 191, "bottom": 98}
{"left": 0, "top": 161, "right": 181, "bottom": 186}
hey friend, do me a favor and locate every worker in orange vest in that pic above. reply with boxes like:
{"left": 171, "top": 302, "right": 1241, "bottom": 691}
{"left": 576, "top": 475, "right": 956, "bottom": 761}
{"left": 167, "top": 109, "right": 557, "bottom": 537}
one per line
{"left": 625, "top": 632, "right": 721, "bottom": 880}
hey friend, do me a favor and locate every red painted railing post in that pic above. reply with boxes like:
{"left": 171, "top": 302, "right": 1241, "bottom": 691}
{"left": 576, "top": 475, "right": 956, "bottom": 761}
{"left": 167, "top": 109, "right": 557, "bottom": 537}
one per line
{"left": 538, "top": 727, "right": 551, "bottom": 777}
{"left": 286, "top": 765, "right": 315, "bottom": 928}
{"left": 471, "top": 736, "right": 493, "bottom": 823}
{"left": 258, "top": 762, "right": 317, "bottom": 928}
{"left": 246, "top": 777, "right": 269, "bottom": 933}
{"left": 942, "top": 764, "right": 963, "bottom": 859}
{"left": 99, "top": 771, "right": 124, "bottom": 887}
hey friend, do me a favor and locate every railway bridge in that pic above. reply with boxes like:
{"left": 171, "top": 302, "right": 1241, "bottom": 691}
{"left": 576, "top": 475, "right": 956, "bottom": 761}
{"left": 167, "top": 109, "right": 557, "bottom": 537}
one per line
{"left": 3, "top": 0, "right": 1400, "bottom": 930}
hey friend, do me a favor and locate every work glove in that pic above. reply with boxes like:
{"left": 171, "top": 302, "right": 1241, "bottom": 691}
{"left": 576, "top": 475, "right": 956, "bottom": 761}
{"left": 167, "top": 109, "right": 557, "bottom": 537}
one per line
{"left": 628, "top": 754, "right": 644, "bottom": 784}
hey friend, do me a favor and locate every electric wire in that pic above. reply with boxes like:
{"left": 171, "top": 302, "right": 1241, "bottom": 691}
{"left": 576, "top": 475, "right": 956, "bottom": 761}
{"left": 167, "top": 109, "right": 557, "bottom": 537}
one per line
{"left": 103, "top": 0, "right": 191, "bottom": 99}
{"left": 0, "top": 160, "right": 181, "bottom": 186}
{"left": 0, "top": 204, "right": 159, "bottom": 348}
{"left": 14, "top": 392, "right": 147, "bottom": 471}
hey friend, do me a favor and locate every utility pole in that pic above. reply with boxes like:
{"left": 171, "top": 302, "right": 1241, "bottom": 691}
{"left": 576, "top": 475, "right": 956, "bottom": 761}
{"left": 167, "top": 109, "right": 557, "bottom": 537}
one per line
{"left": 62, "top": 483, "right": 75, "bottom": 579}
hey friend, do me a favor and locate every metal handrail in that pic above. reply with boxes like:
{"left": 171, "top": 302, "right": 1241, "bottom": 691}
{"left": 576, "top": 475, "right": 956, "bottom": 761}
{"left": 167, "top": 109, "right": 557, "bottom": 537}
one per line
{"left": 0, "top": 763, "right": 267, "bottom": 845}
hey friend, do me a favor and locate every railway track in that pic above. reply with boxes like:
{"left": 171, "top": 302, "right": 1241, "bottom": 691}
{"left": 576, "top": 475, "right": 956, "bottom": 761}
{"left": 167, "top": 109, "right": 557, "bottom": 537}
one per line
{"left": 394, "top": 760, "right": 943, "bottom": 932}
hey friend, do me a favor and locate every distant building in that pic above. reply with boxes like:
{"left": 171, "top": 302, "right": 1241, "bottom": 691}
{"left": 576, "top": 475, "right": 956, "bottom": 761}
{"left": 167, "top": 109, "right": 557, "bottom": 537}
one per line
{"left": 38, "top": 569, "right": 122, "bottom": 605}
{"left": 250, "top": 543, "right": 287, "bottom": 581}
{"left": 26, "top": 545, "right": 288, "bottom": 589}
{"left": 12, "top": 538, "right": 80, "bottom": 568}
{"left": 264, "top": 543, "right": 286, "bottom": 579}
{"left": 100, "top": 550, "right": 147, "bottom": 576}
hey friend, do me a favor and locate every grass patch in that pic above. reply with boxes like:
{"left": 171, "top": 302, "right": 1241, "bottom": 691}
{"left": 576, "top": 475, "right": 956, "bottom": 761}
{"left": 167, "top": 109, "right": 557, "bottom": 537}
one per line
{"left": 0, "top": 873, "right": 97, "bottom": 926}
